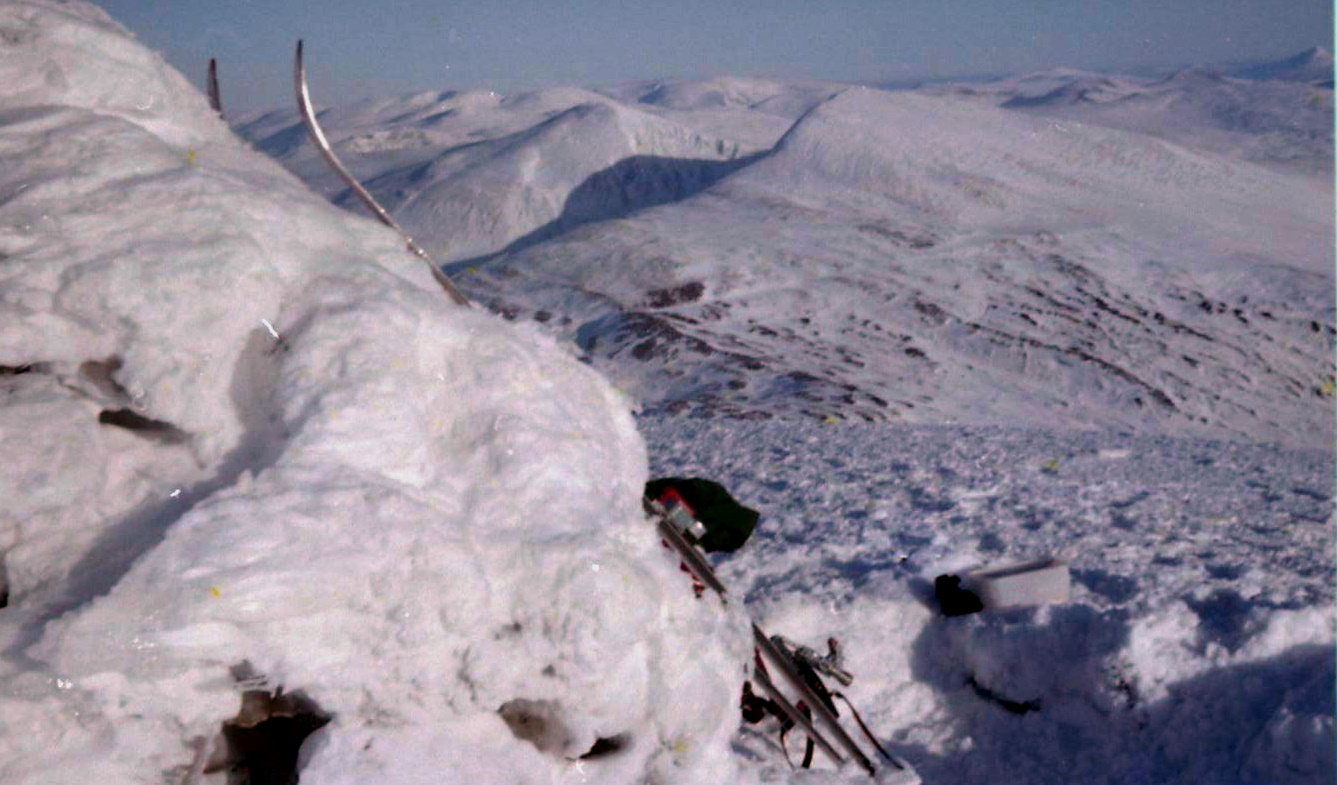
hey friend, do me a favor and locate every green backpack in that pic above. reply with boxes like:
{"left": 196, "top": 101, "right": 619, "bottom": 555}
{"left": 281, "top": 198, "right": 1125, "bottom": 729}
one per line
{"left": 645, "top": 477, "right": 759, "bottom": 553}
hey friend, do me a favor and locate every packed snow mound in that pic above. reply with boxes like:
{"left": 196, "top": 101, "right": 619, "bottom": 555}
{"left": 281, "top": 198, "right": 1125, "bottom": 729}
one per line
{"left": 0, "top": 4, "right": 750, "bottom": 783}
{"left": 0, "top": 0, "right": 222, "bottom": 149}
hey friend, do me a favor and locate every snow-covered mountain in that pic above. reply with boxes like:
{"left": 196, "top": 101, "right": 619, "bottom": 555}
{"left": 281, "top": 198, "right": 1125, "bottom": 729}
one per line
{"left": 238, "top": 85, "right": 784, "bottom": 264}
{"left": 1231, "top": 46, "right": 1334, "bottom": 85}
{"left": 243, "top": 55, "right": 1334, "bottom": 451}
{"left": 2, "top": 8, "right": 1332, "bottom": 785}
{"left": 928, "top": 61, "right": 1333, "bottom": 170}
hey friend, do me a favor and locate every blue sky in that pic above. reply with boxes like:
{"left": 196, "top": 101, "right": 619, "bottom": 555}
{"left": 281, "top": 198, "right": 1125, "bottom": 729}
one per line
{"left": 94, "top": 0, "right": 1332, "bottom": 115}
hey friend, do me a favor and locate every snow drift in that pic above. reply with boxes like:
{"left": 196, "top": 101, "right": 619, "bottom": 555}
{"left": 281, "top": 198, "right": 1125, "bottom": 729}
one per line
{"left": 0, "top": 3, "right": 749, "bottom": 783}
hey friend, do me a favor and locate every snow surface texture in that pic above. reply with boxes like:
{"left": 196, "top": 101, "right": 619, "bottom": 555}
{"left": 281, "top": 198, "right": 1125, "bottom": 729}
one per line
{"left": 0, "top": 4, "right": 750, "bottom": 784}
{"left": 641, "top": 415, "right": 1334, "bottom": 785}
{"left": 243, "top": 52, "right": 1335, "bottom": 452}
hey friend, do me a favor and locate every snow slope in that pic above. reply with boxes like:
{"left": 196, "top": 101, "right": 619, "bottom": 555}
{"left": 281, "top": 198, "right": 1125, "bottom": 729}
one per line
{"left": 0, "top": 4, "right": 749, "bottom": 783}
{"left": 930, "top": 60, "right": 1334, "bottom": 172}
{"left": 1231, "top": 46, "right": 1334, "bottom": 85}
{"left": 239, "top": 84, "right": 766, "bottom": 264}
{"left": 242, "top": 60, "right": 1333, "bottom": 451}
{"left": 466, "top": 87, "right": 1333, "bottom": 449}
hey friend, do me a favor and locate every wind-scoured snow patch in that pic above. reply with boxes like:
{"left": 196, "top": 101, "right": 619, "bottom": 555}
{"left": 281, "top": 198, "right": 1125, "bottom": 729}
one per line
{"left": 0, "top": 4, "right": 750, "bottom": 784}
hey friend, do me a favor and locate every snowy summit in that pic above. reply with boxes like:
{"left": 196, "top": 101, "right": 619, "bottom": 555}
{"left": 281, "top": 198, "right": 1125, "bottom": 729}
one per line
{"left": 0, "top": 3, "right": 1333, "bottom": 785}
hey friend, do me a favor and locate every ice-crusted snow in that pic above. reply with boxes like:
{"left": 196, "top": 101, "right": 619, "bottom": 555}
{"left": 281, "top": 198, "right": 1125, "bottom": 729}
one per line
{"left": 1, "top": 3, "right": 1333, "bottom": 785}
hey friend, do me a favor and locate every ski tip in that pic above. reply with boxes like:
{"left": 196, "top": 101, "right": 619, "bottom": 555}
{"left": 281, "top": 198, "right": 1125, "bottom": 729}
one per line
{"left": 294, "top": 40, "right": 311, "bottom": 116}
{"left": 207, "top": 57, "right": 222, "bottom": 117}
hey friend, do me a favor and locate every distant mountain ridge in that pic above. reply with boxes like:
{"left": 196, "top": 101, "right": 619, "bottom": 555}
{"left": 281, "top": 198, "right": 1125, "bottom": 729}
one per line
{"left": 1231, "top": 46, "right": 1333, "bottom": 84}
{"left": 924, "top": 51, "right": 1332, "bottom": 171}
{"left": 465, "top": 88, "right": 1332, "bottom": 449}
{"left": 239, "top": 51, "right": 1335, "bottom": 450}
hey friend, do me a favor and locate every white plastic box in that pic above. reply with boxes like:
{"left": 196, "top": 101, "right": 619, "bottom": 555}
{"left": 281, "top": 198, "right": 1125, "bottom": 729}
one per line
{"left": 965, "top": 558, "right": 1070, "bottom": 610}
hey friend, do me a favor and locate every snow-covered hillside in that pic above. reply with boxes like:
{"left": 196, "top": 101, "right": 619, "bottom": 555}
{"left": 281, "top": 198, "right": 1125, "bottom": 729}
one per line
{"left": 2, "top": 4, "right": 1332, "bottom": 784}
{"left": 496, "top": 85, "right": 1331, "bottom": 447}
{"left": 1231, "top": 46, "right": 1334, "bottom": 85}
{"left": 242, "top": 53, "right": 1334, "bottom": 452}
{"left": 237, "top": 82, "right": 785, "bottom": 264}
{"left": 0, "top": 4, "right": 748, "bottom": 784}
{"left": 932, "top": 59, "right": 1334, "bottom": 172}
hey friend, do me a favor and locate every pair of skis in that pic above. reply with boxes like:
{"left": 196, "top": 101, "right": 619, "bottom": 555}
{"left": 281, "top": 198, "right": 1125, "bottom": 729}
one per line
{"left": 209, "top": 46, "right": 471, "bottom": 307}
{"left": 646, "top": 498, "right": 914, "bottom": 779}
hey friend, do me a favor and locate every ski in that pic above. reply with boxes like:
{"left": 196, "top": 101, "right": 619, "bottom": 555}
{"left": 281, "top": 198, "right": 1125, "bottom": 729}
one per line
{"left": 292, "top": 40, "right": 470, "bottom": 307}
{"left": 750, "top": 653, "right": 846, "bottom": 767}
{"left": 646, "top": 499, "right": 910, "bottom": 778}
{"left": 645, "top": 498, "right": 730, "bottom": 598}
{"left": 207, "top": 58, "right": 222, "bottom": 118}
{"left": 754, "top": 624, "right": 879, "bottom": 775}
